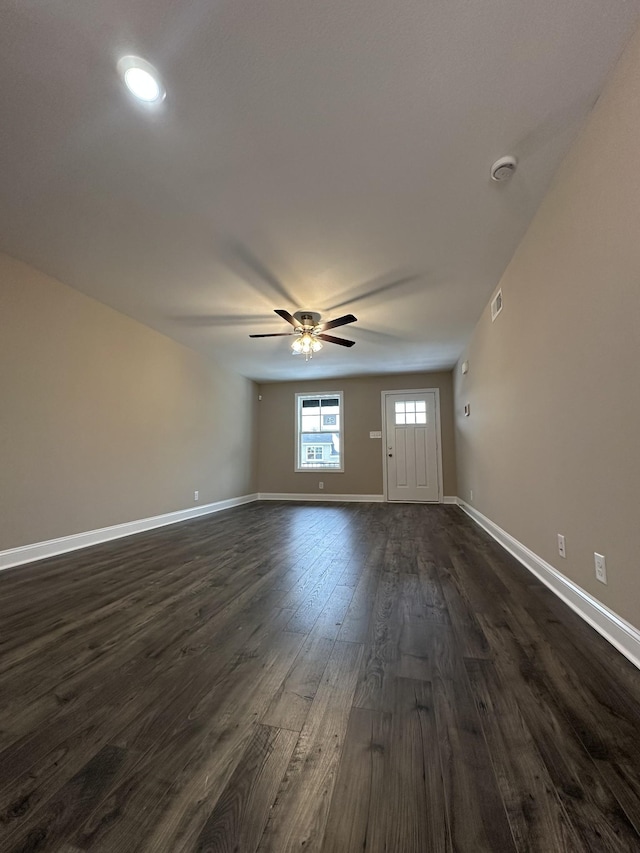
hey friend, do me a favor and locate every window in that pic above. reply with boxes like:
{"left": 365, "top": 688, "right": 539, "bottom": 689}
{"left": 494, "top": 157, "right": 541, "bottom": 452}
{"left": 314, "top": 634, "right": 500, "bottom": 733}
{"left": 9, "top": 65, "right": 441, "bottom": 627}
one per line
{"left": 295, "top": 392, "right": 343, "bottom": 471}
{"left": 394, "top": 400, "right": 427, "bottom": 425}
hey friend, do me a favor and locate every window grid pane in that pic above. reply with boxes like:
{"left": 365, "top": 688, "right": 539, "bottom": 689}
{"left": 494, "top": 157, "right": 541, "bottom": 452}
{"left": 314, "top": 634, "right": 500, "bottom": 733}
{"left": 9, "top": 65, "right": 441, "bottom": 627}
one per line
{"left": 395, "top": 399, "right": 427, "bottom": 425}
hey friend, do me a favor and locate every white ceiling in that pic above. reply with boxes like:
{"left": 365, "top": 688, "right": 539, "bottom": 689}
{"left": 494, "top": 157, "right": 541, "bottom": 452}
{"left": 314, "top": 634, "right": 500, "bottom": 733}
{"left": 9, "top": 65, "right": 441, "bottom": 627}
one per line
{"left": 1, "top": 1, "right": 639, "bottom": 382}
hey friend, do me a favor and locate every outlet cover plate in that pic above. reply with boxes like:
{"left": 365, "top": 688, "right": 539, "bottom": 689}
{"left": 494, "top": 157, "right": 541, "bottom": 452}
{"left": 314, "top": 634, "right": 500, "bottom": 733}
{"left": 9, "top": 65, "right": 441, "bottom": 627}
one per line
{"left": 557, "top": 534, "right": 566, "bottom": 558}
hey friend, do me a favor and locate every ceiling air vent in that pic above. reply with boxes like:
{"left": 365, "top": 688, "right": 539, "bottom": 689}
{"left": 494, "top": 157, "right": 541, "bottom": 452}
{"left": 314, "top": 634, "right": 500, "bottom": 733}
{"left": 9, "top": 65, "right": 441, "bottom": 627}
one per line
{"left": 491, "top": 289, "right": 503, "bottom": 322}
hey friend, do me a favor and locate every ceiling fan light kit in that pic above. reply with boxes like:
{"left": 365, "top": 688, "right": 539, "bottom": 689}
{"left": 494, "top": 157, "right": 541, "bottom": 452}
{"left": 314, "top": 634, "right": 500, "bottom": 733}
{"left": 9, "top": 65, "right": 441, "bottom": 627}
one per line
{"left": 249, "top": 309, "right": 357, "bottom": 362}
{"left": 292, "top": 332, "right": 323, "bottom": 359}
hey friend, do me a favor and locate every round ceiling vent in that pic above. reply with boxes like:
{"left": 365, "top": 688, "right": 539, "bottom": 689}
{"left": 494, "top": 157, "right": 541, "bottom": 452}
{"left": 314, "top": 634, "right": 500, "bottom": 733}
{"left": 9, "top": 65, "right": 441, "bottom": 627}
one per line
{"left": 490, "top": 156, "right": 517, "bottom": 182}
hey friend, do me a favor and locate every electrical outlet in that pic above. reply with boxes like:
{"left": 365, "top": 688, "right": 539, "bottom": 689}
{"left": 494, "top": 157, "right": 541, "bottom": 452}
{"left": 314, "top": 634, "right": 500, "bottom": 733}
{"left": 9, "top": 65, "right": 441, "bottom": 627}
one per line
{"left": 194, "top": 490, "right": 199, "bottom": 501}
{"left": 318, "top": 481, "right": 324, "bottom": 490}
{"left": 594, "top": 552, "right": 607, "bottom": 584}
{"left": 557, "top": 534, "right": 566, "bottom": 558}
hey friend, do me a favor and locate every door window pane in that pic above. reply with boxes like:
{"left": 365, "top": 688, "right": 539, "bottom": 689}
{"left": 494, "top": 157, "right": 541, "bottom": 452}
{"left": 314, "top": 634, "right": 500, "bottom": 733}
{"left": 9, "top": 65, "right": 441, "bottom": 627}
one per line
{"left": 395, "top": 400, "right": 427, "bottom": 425}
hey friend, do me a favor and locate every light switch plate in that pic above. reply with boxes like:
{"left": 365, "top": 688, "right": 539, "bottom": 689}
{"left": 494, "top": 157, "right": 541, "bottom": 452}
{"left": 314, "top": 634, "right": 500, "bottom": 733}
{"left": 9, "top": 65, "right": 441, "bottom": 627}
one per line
{"left": 369, "top": 430, "right": 382, "bottom": 438}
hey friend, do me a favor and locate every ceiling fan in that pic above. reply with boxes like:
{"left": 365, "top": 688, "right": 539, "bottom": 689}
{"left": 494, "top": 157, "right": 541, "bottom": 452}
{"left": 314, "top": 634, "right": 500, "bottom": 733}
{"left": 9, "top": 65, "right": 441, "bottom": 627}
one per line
{"left": 249, "top": 310, "right": 357, "bottom": 360}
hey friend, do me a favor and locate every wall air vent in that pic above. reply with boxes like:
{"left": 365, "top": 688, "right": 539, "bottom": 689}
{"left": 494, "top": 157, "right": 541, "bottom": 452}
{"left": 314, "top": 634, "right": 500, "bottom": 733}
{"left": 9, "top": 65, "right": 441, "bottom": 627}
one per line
{"left": 491, "top": 289, "right": 503, "bottom": 322}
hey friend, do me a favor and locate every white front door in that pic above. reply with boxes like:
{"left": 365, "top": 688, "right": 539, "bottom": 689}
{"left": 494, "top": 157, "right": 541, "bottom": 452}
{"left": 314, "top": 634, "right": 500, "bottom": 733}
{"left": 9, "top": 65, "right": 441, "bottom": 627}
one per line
{"left": 383, "top": 390, "right": 441, "bottom": 502}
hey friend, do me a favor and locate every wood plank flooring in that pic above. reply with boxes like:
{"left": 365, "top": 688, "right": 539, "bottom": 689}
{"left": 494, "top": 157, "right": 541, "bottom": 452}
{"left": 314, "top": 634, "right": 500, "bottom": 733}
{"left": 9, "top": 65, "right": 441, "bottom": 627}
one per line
{"left": 1, "top": 502, "right": 640, "bottom": 852}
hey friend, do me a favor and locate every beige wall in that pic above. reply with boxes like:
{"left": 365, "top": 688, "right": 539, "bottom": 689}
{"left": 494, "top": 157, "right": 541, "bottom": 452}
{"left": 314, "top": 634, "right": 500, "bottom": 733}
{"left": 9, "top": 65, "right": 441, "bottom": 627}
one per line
{"left": 0, "top": 254, "right": 258, "bottom": 551}
{"left": 454, "top": 27, "right": 640, "bottom": 628}
{"left": 257, "top": 372, "right": 456, "bottom": 496}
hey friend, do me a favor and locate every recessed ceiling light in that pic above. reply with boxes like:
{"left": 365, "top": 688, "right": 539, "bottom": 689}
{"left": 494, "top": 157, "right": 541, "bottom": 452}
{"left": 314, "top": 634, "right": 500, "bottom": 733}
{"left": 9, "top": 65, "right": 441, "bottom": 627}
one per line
{"left": 117, "top": 56, "right": 165, "bottom": 104}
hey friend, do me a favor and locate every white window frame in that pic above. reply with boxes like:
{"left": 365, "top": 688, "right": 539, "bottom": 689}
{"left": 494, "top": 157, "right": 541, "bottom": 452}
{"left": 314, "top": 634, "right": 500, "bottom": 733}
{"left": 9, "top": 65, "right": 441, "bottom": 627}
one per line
{"left": 295, "top": 391, "right": 344, "bottom": 473}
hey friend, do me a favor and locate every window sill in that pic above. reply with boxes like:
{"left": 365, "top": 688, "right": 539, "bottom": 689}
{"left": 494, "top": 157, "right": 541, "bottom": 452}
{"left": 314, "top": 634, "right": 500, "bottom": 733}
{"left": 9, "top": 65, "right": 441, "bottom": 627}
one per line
{"left": 294, "top": 467, "right": 344, "bottom": 474}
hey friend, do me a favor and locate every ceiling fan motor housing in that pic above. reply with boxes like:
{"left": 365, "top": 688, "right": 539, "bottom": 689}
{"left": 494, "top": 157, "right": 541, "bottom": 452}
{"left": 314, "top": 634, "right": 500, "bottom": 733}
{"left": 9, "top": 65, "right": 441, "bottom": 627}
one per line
{"left": 293, "top": 310, "right": 321, "bottom": 329}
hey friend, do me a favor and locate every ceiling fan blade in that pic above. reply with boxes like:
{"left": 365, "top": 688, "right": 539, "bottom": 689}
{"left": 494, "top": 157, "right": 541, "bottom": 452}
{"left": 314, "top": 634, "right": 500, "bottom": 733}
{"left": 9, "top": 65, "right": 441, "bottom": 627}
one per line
{"left": 249, "top": 332, "right": 296, "bottom": 338}
{"left": 318, "top": 313, "right": 357, "bottom": 332}
{"left": 274, "top": 309, "right": 301, "bottom": 328}
{"left": 316, "top": 333, "right": 355, "bottom": 348}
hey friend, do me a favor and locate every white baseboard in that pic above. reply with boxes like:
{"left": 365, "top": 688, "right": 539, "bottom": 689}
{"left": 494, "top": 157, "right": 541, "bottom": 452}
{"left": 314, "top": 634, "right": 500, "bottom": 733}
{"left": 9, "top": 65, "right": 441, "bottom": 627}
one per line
{"left": 0, "top": 493, "right": 259, "bottom": 572}
{"left": 258, "top": 493, "right": 384, "bottom": 503}
{"left": 259, "top": 493, "right": 457, "bottom": 504}
{"left": 457, "top": 498, "right": 640, "bottom": 671}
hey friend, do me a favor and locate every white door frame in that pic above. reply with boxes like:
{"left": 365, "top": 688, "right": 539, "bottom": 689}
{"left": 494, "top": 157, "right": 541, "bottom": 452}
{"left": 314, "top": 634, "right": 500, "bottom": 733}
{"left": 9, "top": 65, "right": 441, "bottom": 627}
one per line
{"left": 381, "top": 388, "right": 444, "bottom": 503}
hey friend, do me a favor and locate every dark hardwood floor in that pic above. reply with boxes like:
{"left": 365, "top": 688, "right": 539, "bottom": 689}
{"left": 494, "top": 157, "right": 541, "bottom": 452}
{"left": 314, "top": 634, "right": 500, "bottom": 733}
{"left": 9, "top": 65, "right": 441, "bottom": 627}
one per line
{"left": 1, "top": 502, "right": 640, "bottom": 852}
